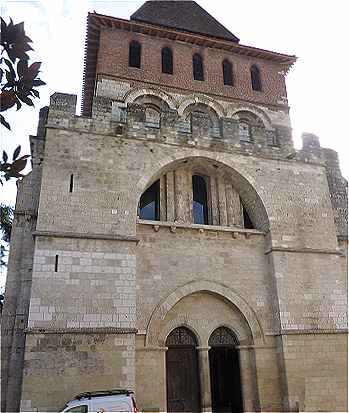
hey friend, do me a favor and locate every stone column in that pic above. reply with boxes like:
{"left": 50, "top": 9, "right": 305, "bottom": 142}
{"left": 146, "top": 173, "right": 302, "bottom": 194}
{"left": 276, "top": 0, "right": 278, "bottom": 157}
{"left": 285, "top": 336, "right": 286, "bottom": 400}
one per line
{"left": 175, "top": 168, "right": 190, "bottom": 223}
{"left": 197, "top": 346, "right": 212, "bottom": 412}
{"left": 225, "top": 182, "right": 243, "bottom": 227}
{"left": 166, "top": 171, "right": 175, "bottom": 222}
{"left": 217, "top": 175, "right": 228, "bottom": 226}
{"left": 160, "top": 175, "right": 167, "bottom": 222}
{"left": 159, "top": 347, "right": 168, "bottom": 413}
{"left": 210, "top": 177, "right": 219, "bottom": 226}
{"left": 237, "top": 346, "right": 259, "bottom": 413}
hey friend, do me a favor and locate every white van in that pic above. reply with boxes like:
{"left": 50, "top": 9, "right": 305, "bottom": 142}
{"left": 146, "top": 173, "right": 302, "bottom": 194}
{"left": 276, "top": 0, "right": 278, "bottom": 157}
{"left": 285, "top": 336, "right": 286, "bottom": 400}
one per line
{"left": 61, "top": 390, "right": 139, "bottom": 413}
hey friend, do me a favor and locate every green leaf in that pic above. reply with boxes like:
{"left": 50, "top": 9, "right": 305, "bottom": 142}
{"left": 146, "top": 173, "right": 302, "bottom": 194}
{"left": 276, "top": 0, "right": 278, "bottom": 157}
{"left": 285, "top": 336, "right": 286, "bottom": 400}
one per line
{"left": 12, "top": 145, "right": 21, "bottom": 161}
{"left": 2, "top": 151, "right": 8, "bottom": 163}
{"left": 0, "top": 114, "right": 10, "bottom": 130}
{"left": 11, "top": 158, "right": 27, "bottom": 173}
{"left": 31, "top": 89, "right": 40, "bottom": 98}
{"left": 32, "top": 79, "right": 46, "bottom": 87}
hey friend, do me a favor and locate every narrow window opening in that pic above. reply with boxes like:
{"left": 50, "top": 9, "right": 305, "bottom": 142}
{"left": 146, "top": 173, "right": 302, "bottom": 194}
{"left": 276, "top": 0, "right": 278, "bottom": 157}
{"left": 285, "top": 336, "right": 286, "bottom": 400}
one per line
{"left": 162, "top": 47, "right": 173, "bottom": 74}
{"left": 69, "top": 174, "right": 74, "bottom": 193}
{"left": 193, "top": 53, "right": 204, "bottom": 81}
{"left": 239, "top": 122, "right": 251, "bottom": 143}
{"left": 139, "top": 180, "right": 160, "bottom": 221}
{"left": 129, "top": 40, "right": 141, "bottom": 68}
{"left": 222, "top": 59, "right": 233, "bottom": 86}
{"left": 54, "top": 255, "right": 59, "bottom": 272}
{"left": 243, "top": 207, "right": 254, "bottom": 229}
{"left": 192, "top": 175, "right": 208, "bottom": 225}
{"left": 251, "top": 64, "right": 262, "bottom": 91}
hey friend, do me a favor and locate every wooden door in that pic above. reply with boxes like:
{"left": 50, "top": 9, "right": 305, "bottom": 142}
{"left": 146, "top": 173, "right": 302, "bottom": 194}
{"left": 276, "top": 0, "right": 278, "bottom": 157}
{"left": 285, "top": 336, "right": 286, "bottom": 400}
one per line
{"left": 166, "top": 327, "right": 201, "bottom": 413}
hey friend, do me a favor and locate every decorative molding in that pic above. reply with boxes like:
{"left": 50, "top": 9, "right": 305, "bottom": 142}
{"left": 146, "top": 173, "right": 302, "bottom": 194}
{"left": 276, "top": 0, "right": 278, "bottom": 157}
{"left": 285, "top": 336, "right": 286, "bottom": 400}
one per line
{"left": 33, "top": 230, "right": 139, "bottom": 243}
{"left": 25, "top": 327, "right": 137, "bottom": 335}
{"left": 265, "top": 246, "right": 344, "bottom": 256}
{"left": 278, "top": 329, "right": 348, "bottom": 336}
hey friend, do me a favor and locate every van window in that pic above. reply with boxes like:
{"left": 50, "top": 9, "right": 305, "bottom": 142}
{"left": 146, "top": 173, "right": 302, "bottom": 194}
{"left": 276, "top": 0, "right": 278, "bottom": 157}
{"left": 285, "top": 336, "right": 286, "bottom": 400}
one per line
{"left": 94, "top": 400, "right": 131, "bottom": 412}
{"left": 65, "top": 406, "right": 88, "bottom": 413}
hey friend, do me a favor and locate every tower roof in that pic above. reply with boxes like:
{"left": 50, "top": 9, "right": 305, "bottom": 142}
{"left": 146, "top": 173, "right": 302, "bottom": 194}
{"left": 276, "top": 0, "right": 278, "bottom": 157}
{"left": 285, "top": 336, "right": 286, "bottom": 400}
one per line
{"left": 131, "top": 1, "right": 240, "bottom": 43}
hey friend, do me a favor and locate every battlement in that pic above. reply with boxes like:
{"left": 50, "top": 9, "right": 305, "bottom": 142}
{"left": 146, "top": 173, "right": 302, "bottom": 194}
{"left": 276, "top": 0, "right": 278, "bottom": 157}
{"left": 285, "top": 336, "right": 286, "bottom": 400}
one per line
{"left": 46, "top": 93, "right": 334, "bottom": 165}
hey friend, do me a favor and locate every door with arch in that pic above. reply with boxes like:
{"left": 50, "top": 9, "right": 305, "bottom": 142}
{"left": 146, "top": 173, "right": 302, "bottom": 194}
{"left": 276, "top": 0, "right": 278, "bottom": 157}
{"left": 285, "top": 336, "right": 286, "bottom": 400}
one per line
{"left": 166, "top": 327, "right": 201, "bottom": 412}
{"left": 209, "top": 327, "right": 244, "bottom": 413}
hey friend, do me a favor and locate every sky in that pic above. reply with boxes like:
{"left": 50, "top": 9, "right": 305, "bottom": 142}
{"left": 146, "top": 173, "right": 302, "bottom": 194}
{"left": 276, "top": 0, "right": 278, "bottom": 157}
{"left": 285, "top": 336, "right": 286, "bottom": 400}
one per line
{"left": 1, "top": 0, "right": 349, "bottom": 286}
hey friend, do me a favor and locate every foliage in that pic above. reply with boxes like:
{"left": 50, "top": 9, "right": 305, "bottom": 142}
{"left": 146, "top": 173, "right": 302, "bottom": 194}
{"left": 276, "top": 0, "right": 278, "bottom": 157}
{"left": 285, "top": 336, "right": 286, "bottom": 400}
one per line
{"left": 1, "top": 145, "right": 29, "bottom": 184}
{"left": 0, "top": 17, "right": 46, "bottom": 184}
{"left": 0, "top": 204, "right": 13, "bottom": 270}
{"left": 0, "top": 17, "right": 45, "bottom": 130}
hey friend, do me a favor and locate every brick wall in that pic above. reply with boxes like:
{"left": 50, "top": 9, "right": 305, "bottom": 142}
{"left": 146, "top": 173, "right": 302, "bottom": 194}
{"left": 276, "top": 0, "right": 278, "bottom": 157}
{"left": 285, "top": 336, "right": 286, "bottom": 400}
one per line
{"left": 96, "top": 28, "right": 288, "bottom": 108}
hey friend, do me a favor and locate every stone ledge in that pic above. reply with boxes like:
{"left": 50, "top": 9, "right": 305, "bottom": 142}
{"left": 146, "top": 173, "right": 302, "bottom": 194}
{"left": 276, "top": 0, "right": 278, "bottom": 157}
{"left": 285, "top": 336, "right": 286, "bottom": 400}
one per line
{"left": 25, "top": 327, "right": 137, "bottom": 335}
{"left": 265, "top": 246, "right": 344, "bottom": 256}
{"left": 278, "top": 329, "right": 348, "bottom": 335}
{"left": 137, "top": 219, "right": 264, "bottom": 236}
{"left": 33, "top": 230, "right": 139, "bottom": 243}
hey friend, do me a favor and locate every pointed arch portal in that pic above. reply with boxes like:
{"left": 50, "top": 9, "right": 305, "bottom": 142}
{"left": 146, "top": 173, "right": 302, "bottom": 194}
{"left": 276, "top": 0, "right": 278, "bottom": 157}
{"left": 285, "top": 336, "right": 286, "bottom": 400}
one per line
{"left": 209, "top": 327, "right": 244, "bottom": 413}
{"left": 166, "top": 327, "right": 201, "bottom": 413}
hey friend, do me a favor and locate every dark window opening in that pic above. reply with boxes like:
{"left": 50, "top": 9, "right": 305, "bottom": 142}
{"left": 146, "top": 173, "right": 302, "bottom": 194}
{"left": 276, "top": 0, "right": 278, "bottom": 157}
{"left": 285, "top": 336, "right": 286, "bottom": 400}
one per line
{"left": 139, "top": 180, "right": 160, "bottom": 221}
{"left": 129, "top": 40, "right": 141, "bottom": 68}
{"left": 69, "top": 174, "right": 74, "bottom": 193}
{"left": 54, "top": 255, "right": 59, "bottom": 272}
{"left": 251, "top": 64, "right": 262, "bottom": 91}
{"left": 162, "top": 47, "right": 173, "bottom": 74}
{"left": 193, "top": 53, "right": 204, "bottom": 81}
{"left": 243, "top": 206, "right": 254, "bottom": 229}
{"left": 222, "top": 59, "right": 233, "bottom": 86}
{"left": 192, "top": 175, "right": 208, "bottom": 225}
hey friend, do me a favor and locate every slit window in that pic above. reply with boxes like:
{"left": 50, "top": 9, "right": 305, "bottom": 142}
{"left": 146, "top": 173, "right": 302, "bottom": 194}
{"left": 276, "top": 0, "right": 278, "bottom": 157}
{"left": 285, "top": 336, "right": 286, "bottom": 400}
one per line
{"left": 192, "top": 175, "right": 208, "bottom": 225}
{"left": 162, "top": 47, "right": 173, "bottom": 74}
{"left": 129, "top": 40, "right": 141, "bottom": 68}
{"left": 251, "top": 64, "right": 262, "bottom": 91}
{"left": 54, "top": 255, "right": 59, "bottom": 272}
{"left": 193, "top": 53, "right": 204, "bottom": 81}
{"left": 69, "top": 174, "right": 74, "bottom": 193}
{"left": 222, "top": 59, "right": 233, "bottom": 86}
{"left": 139, "top": 180, "right": 160, "bottom": 221}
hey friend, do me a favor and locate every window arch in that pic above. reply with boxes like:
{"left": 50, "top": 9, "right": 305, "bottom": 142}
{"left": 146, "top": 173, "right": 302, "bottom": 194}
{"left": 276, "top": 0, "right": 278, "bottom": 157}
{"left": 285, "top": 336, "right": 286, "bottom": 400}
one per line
{"left": 138, "top": 180, "right": 160, "bottom": 221}
{"left": 193, "top": 53, "right": 204, "bottom": 81}
{"left": 166, "top": 326, "right": 198, "bottom": 346}
{"left": 129, "top": 40, "right": 141, "bottom": 68}
{"left": 250, "top": 64, "right": 262, "bottom": 91}
{"left": 162, "top": 47, "right": 173, "bottom": 74}
{"left": 209, "top": 326, "right": 239, "bottom": 347}
{"left": 192, "top": 175, "right": 209, "bottom": 225}
{"left": 222, "top": 59, "right": 233, "bottom": 86}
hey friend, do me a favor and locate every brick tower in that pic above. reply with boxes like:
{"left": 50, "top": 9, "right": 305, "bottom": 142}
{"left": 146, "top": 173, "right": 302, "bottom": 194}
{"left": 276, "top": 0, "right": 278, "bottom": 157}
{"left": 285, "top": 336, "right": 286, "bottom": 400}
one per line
{"left": 2, "top": 1, "right": 347, "bottom": 411}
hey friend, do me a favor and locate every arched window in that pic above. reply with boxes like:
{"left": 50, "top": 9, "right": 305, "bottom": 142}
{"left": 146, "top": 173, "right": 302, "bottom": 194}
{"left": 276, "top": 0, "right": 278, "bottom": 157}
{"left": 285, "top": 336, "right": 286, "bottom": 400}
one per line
{"left": 243, "top": 205, "right": 254, "bottom": 229}
{"left": 193, "top": 53, "right": 204, "bottom": 81}
{"left": 239, "top": 121, "right": 251, "bottom": 143}
{"left": 192, "top": 175, "right": 209, "bottom": 225}
{"left": 251, "top": 64, "right": 262, "bottom": 91}
{"left": 129, "top": 40, "right": 141, "bottom": 68}
{"left": 138, "top": 180, "right": 160, "bottom": 221}
{"left": 162, "top": 47, "right": 173, "bottom": 74}
{"left": 145, "top": 106, "right": 160, "bottom": 128}
{"left": 222, "top": 59, "right": 233, "bottom": 86}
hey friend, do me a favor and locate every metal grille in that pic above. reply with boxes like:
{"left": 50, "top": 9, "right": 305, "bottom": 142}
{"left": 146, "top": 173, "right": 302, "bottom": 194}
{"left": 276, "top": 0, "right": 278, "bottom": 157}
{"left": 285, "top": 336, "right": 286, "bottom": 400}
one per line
{"left": 166, "top": 327, "right": 198, "bottom": 346}
{"left": 209, "top": 327, "right": 239, "bottom": 346}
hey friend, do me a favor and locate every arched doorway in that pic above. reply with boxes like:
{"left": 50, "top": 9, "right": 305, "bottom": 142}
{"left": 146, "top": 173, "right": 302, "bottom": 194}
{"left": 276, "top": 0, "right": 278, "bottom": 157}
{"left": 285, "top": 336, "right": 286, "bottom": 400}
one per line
{"left": 209, "top": 327, "right": 244, "bottom": 413}
{"left": 166, "top": 327, "right": 201, "bottom": 412}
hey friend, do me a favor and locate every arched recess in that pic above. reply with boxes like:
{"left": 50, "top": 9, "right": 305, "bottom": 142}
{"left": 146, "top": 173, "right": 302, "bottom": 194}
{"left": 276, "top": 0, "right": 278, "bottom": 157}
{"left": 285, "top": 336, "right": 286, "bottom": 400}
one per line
{"left": 145, "top": 280, "right": 264, "bottom": 347}
{"left": 124, "top": 87, "right": 177, "bottom": 110}
{"left": 135, "top": 155, "right": 270, "bottom": 232}
{"left": 178, "top": 94, "right": 225, "bottom": 118}
{"left": 227, "top": 105, "right": 273, "bottom": 130}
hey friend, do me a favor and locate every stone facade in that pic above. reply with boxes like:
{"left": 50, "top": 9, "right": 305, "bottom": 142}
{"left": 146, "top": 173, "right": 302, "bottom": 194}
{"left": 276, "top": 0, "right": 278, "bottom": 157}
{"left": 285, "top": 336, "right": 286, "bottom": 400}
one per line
{"left": 1, "top": 4, "right": 348, "bottom": 413}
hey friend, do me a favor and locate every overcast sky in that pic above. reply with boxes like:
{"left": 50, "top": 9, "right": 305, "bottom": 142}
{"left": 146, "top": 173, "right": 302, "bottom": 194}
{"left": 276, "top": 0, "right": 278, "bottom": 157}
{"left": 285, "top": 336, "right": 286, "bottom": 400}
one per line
{"left": 1, "top": 0, "right": 348, "bottom": 286}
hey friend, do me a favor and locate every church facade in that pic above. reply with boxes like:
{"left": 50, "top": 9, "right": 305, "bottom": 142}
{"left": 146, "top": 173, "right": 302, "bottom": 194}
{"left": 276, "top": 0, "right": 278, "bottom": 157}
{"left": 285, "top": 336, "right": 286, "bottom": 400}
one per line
{"left": 1, "top": 2, "right": 348, "bottom": 412}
